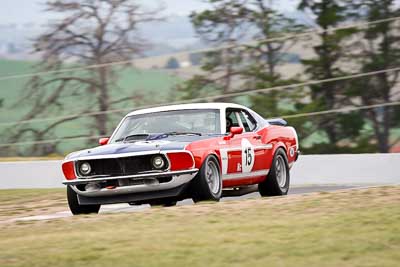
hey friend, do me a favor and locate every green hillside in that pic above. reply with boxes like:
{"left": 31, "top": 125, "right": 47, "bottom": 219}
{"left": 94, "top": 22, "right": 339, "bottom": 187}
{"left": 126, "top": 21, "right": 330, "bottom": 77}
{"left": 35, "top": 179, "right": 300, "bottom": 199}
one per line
{"left": 0, "top": 59, "right": 182, "bottom": 155}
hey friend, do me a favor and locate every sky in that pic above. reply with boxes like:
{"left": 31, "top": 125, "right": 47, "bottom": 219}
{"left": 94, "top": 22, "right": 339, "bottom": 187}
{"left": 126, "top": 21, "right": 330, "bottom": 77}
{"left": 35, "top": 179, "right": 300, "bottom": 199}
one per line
{"left": 0, "top": 0, "right": 298, "bottom": 24}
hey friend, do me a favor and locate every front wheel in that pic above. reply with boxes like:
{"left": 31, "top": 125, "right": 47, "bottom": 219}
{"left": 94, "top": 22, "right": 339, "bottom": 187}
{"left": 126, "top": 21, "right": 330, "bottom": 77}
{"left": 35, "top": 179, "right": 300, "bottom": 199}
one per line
{"left": 258, "top": 148, "right": 290, "bottom": 196}
{"left": 190, "top": 155, "right": 222, "bottom": 202}
{"left": 67, "top": 186, "right": 101, "bottom": 215}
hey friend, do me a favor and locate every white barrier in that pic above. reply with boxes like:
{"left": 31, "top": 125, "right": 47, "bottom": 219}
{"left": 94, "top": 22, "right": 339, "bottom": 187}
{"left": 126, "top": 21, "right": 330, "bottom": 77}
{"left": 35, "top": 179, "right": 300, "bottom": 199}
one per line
{"left": 290, "top": 153, "right": 400, "bottom": 185}
{"left": 1, "top": 154, "right": 399, "bottom": 189}
{"left": 0, "top": 160, "right": 63, "bottom": 189}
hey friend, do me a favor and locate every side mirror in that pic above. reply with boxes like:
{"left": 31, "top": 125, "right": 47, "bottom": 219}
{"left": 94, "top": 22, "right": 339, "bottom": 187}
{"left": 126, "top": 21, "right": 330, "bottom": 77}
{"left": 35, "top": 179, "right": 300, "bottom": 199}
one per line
{"left": 224, "top": 127, "right": 243, "bottom": 140}
{"left": 99, "top": 137, "right": 110, "bottom": 146}
{"left": 231, "top": 127, "right": 244, "bottom": 135}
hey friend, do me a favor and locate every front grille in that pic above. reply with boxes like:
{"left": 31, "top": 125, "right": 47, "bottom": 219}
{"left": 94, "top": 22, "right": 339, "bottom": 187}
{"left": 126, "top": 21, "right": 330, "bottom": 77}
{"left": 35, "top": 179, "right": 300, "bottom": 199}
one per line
{"left": 76, "top": 154, "right": 168, "bottom": 177}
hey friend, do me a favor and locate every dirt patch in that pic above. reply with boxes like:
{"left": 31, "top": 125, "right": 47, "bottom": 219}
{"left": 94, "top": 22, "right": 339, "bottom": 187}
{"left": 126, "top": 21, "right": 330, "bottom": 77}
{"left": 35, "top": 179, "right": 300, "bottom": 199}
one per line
{"left": 0, "top": 189, "right": 66, "bottom": 221}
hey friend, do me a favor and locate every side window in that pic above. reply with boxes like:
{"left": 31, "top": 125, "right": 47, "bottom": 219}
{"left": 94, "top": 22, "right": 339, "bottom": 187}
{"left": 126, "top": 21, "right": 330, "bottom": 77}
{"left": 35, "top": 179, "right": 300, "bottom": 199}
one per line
{"left": 241, "top": 111, "right": 257, "bottom": 131}
{"left": 226, "top": 110, "right": 240, "bottom": 132}
{"left": 238, "top": 112, "right": 251, "bottom": 132}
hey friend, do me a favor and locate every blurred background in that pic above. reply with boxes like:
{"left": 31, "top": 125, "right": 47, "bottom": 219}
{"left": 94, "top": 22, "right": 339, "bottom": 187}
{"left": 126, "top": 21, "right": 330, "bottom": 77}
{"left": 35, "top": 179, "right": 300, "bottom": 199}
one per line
{"left": 1, "top": 0, "right": 400, "bottom": 158}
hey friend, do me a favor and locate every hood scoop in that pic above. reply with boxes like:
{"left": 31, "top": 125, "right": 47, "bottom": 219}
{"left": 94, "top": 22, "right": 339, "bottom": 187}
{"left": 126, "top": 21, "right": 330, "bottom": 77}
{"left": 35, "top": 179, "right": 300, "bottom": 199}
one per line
{"left": 124, "top": 134, "right": 150, "bottom": 142}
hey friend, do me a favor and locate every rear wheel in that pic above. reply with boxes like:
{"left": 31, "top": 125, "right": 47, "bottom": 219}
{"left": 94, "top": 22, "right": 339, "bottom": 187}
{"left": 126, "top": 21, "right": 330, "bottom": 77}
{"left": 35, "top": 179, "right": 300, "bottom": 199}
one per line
{"left": 67, "top": 186, "right": 101, "bottom": 215}
{"left": 258, "top": 148, "right": 290, "bottom": 196}
{"left": 191, "top": 155, "right": 222, "bottom": 202}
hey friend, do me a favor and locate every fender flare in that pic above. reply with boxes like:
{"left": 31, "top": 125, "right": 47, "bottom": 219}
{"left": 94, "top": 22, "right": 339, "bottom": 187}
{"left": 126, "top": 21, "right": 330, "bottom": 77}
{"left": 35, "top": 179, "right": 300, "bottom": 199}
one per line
{"left": 192, "top": 149, "right": 221, "bottom": 170}
{"left": 271, "top": 141, "right": 288, "bottom": 157}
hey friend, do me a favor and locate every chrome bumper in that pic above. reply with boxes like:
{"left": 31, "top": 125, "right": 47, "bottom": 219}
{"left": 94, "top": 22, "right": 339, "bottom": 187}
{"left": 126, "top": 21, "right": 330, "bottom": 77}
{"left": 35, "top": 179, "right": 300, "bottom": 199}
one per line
{"left": 63, "top": 169, "right": 198, "bottom": 197}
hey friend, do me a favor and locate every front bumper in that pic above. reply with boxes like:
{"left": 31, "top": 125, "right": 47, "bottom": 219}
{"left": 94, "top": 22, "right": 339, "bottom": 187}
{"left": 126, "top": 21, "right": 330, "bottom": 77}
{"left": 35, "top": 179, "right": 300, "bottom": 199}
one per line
{"left": 63, "top": 169, "right": 198, "bottom": 197}
{"left": 77, "top": 183, "right": 190, "bottom": 206}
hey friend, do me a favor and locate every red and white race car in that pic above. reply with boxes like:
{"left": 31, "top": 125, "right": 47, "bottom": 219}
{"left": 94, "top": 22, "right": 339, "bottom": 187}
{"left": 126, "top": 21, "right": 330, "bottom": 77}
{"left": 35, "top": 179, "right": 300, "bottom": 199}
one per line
{"left": 62, "top": 103, "right": 299, "bottom": 214}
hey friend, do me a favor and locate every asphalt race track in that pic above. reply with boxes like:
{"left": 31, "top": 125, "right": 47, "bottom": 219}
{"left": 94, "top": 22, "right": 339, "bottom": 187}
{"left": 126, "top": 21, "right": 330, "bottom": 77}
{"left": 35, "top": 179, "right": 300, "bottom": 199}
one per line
{"left": 11, "top": 184, "right": 359, "bottom": 222}
{"left": 2, "top": 154, "right": 400, "bottom": 189}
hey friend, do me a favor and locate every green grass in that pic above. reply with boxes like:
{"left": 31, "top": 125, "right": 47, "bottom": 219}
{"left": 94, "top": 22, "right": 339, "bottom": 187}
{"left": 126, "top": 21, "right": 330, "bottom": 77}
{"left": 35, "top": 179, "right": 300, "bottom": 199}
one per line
{"left": 0, "top": 59, "right": 182, "bottom": 155}
{"left": 0, "top": 186, "right": 399, "bottom": 267}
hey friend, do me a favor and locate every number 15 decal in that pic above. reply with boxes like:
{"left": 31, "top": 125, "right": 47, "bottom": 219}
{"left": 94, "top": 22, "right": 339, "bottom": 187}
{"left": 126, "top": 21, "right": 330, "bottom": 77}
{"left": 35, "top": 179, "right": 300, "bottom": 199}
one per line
{"left": 241, "top": 138, "right": 255, "bottom": 173}
{"left": 244, "top": 147, "right": 253, "bottom": 166}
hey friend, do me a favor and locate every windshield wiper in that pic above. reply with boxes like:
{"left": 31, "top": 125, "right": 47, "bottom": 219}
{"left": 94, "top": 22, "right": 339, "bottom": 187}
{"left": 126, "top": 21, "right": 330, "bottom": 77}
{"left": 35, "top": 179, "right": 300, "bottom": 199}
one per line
{"left": 163, "top": 131, "right": 202, "bottom": 136}
{"left": 115, "top": 132, "right": 202, "bottom": 142}
{"left": 115, "top": 134, "right": 150, "bottom": 143}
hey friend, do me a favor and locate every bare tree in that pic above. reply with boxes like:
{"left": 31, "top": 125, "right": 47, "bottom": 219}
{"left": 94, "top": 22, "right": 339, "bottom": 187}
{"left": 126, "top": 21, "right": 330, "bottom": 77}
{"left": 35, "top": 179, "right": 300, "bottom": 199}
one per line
{"left": 4, "top": 0, "right": 160, "bottom": 156}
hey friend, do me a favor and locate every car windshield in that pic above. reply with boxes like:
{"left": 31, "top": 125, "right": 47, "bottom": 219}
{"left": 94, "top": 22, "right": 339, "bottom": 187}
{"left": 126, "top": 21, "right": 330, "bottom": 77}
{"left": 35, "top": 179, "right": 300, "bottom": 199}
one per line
{"left": 110, "top": 109, "right": 221, "bottom": 143}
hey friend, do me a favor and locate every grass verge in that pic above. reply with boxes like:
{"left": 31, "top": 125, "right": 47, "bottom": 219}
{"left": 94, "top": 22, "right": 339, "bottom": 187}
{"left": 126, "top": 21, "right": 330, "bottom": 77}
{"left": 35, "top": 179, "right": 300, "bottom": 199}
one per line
{"left": 0, "top": 186, "right": 399, "bottom": 267}
{"left": 0, "top": 188, "right": 65, "bottom": 221}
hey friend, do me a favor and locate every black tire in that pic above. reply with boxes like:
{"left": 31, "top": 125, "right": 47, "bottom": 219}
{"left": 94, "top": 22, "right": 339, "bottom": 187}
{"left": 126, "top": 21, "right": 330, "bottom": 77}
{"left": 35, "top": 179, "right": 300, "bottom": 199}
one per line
{"left": 190, "top": 155, "right": 222, "bottom": 202}
{"left": 258, "top": 148, "right": 290, "bottom": 196}
{"left": 67, "top": 186, "right": 101, "bottom": 215}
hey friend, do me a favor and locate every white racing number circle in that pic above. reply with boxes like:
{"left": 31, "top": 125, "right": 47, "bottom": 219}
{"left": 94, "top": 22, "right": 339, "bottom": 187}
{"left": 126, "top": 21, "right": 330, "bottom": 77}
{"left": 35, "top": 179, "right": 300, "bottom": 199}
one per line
{"left": 241, "top": 138, "right": 255, "bottom": 173}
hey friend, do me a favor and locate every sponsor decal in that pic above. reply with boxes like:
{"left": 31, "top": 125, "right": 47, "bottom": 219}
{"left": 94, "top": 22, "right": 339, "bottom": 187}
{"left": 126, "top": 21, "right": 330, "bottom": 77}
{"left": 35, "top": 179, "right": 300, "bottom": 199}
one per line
{"left": 220, "top": 149, "right": 228, "bottom": 175}
{"left": 289, "top": 147, "right": 295, "bottom": 157}
{"left": 237, "top": 163, "right": 242, "bottom": 172}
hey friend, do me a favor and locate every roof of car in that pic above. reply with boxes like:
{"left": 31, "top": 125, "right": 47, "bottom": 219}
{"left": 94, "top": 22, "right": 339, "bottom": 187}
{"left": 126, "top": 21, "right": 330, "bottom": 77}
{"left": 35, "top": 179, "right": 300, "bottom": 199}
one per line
{"left": 126, "top": 103, "right": 249, "bottom": 117}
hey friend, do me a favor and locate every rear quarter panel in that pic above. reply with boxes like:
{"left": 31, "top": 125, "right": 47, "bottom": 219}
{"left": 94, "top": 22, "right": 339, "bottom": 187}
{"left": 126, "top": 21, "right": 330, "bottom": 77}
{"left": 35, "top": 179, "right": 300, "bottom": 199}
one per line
{"left": 257, "top": 125, "right": 298, "bottom": 167}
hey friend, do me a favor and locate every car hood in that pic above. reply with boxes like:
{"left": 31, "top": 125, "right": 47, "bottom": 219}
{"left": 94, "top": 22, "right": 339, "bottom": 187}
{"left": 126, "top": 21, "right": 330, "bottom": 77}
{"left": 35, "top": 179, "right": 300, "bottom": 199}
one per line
{"left": 65, "top": 135, "right": 216, "bottom": 160}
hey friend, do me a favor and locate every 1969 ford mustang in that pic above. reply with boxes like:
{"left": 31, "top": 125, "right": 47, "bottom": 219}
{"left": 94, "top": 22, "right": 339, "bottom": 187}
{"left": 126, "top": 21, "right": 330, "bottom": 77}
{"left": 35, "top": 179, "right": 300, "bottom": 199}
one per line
{"left": 62, "top": 103, "right": 299, "bottom": 215}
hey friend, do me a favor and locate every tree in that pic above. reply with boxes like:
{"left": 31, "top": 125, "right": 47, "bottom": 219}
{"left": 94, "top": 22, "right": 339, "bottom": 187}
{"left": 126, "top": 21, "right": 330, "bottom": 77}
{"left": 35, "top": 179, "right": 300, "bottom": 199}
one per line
{"left": 3, "top": 0, "right": 159, "bottom": 156}
{"left": 179, "top": 0, "right": 303, "bottom": 109}
{"left": 296, "top": 0, "right": 361, "bottom": 152}
{"left": 189, "top": 52, "right": 203, "bottom": 66}
{"left": 347, "top": 0, "right": 400, "bottom": 152}
{"left": 165, "top": 57, "right": 180, "bottom": 69}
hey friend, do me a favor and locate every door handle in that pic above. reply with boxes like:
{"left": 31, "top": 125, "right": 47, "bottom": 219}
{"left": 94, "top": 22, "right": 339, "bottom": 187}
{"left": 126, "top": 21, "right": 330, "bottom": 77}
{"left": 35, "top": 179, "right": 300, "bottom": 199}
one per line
{"left": 253, "top": 135, "right": 262, "bottom": 140}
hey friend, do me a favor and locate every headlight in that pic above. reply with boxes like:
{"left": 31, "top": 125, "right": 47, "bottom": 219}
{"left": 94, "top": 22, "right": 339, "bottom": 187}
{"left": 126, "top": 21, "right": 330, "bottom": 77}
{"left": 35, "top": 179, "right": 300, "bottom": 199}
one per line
{"left": 79, "top": 162, "right": 92, "bottom": 175}
{"left": 152, "top": 156, "right": 165, "bottom": 169}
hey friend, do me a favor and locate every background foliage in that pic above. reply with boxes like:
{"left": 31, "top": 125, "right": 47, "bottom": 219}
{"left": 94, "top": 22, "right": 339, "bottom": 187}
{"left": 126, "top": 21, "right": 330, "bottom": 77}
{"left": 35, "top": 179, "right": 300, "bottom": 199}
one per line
{"left": 1, "top": 0, "right": 400, "bottom": 156}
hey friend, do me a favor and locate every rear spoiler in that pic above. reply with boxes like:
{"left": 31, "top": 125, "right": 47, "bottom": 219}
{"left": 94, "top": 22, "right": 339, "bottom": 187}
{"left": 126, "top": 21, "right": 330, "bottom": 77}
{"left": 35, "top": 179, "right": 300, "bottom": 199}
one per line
{"left": 265, "top": 118, "right": 287, "bottom": 126}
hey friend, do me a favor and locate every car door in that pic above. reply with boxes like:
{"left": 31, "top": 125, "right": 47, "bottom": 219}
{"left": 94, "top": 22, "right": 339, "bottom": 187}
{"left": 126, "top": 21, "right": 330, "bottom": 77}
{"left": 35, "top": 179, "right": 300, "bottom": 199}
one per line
{"left": 238, "top": 109, "right": 270, "bottom": 177}
{"left": 222, "top": 110, "right": 243, "bottom": 178}
{"left": 221, "top": 109, "right": 269, "bottom": 185}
